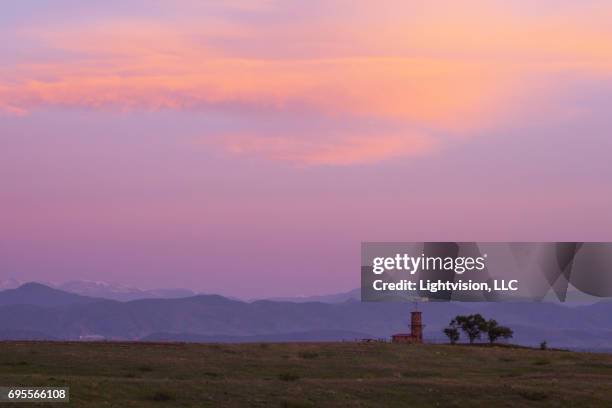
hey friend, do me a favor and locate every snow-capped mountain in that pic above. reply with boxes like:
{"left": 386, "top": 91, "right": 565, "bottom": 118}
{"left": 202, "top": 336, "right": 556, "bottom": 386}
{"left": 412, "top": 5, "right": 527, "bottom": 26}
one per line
{"left": 55, "top": 280, "right": 197, "bottom": 301}
{"left": 0, "top": 278, "right": 23, "bottom": 290}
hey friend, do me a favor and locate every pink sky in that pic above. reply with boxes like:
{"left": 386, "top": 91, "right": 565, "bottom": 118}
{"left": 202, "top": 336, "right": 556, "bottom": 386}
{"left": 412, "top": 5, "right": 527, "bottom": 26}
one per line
{"left": 1, "top": 1, "right": 612, "bottom": 297}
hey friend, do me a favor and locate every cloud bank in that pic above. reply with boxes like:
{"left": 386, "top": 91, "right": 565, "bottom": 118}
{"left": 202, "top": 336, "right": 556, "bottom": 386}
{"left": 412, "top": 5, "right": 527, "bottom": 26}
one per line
{"left": 2, "top": 1, "right": 612, "bottom": 164}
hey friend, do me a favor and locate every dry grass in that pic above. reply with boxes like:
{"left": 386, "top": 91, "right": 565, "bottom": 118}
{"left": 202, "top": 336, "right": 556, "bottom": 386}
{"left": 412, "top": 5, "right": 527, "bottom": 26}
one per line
{"left": 0, "top": 341, "right": 610, "bottom": 407}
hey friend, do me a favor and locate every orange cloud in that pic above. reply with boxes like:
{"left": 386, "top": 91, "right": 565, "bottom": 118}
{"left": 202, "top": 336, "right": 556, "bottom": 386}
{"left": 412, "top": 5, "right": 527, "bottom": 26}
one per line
{"left": 2, "top": 56, "right": 512, "bottom": 129}
{"left": 2, "top": 1, "right": 612, "bottom": 165}
{"left": 216, "top": 131, "right": 438, "bottom": 166}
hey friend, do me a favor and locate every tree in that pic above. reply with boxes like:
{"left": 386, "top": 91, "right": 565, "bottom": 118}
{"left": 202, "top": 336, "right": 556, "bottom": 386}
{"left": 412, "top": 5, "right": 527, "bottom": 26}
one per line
{"left": 484, "top": 319, "right": 513, "bottom": 344}
{"left": 443, "top": 320, "right": 460, "bottom": 345}
{"left": 454, "top": 314, "right": 487, "bottom": 344}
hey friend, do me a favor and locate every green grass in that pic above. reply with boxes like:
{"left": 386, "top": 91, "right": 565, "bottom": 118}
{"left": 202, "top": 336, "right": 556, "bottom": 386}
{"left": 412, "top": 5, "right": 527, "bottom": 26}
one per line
{"left": 0, "top": 341, "right": 611, "bottom": 407}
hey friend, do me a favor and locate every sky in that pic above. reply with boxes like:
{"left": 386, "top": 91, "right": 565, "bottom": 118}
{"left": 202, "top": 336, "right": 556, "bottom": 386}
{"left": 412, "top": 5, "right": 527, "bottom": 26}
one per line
{"left": 1, "top": 1, "right": 612, "bottom": 298}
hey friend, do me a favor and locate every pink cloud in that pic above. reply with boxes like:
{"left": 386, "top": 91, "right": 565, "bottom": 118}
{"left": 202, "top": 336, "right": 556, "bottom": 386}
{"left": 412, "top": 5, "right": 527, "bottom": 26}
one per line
{"left": 215, "top": 131, "right": 438, "bottom": 166}
{"left": 2, "top": 1, "right": 612, "bottom": 165}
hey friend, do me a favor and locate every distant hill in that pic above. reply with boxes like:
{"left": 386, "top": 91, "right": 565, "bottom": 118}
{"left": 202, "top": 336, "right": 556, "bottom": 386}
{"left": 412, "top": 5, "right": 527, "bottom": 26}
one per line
{"left": 0, "top": 284, "right": 610, "bottom": 351}
{"left": 141, "top": 329, "right": 373, "bottom": 343}
{"left": 262, "top": 288, "right": 360, "bottom": 303}
{"left": 0, "top": 329, "right": 58, "bottom": 341}
{"left": 0, "top": 282, "right": 103, "bottom": 307}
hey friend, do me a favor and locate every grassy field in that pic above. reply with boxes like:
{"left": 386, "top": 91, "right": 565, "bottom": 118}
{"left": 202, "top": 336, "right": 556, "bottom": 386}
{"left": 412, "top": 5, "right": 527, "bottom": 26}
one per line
{"left": 0, "top": 341, "right": 611, "bottom": 407}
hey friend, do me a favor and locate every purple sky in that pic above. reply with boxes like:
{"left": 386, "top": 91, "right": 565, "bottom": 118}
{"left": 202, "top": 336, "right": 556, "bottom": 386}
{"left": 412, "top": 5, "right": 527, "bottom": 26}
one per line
{"left": 1, "top": 1, "right": 612, "bottom": 298}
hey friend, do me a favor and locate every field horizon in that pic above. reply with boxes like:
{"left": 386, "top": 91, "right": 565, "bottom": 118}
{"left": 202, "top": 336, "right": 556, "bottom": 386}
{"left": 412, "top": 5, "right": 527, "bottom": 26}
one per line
{"left": 1, "top": 340, "right": 611, "bottom": 407}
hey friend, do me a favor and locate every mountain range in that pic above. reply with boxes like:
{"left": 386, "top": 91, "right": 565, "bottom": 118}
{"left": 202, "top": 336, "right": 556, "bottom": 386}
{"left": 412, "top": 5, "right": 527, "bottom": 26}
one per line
{"left": 0, "top": 279, "right": 198, "bottom": 302}
{"left": 0, "top": 283, "right": 610, "bottom": 351}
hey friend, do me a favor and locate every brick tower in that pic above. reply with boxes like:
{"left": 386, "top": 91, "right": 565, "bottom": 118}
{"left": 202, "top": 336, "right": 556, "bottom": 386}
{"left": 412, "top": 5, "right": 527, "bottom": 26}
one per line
{"left": 410, "top": 311, "right": 423, "bottom": 343}
{"left": 391, "top": 304, "right": 424, "bottom": 344}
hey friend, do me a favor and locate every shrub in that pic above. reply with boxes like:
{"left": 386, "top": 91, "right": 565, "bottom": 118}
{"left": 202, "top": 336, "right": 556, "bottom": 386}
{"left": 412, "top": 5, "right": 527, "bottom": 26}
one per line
{"left": 149, "top": 391, "right": 175, "bottom": 401}
{"left": 298, "top": 351, "right": 319, "bottom": 359}
{"left": 518, "top": 390, "right": 548, "bottom": 401}
{"left": 278, "top": 372, "right": 300, "bottom": 382}
{"left": 137, "top": 365, "right": 153, "bottom": 372}
{"left": 280, "top": 400, "right": 313, "bottom": 408}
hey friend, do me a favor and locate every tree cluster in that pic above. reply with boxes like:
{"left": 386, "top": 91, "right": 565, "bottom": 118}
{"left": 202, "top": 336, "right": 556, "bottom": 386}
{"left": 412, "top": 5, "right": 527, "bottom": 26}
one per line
{"left": 443, "top": 314, "right": 513, "bottom": 345}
